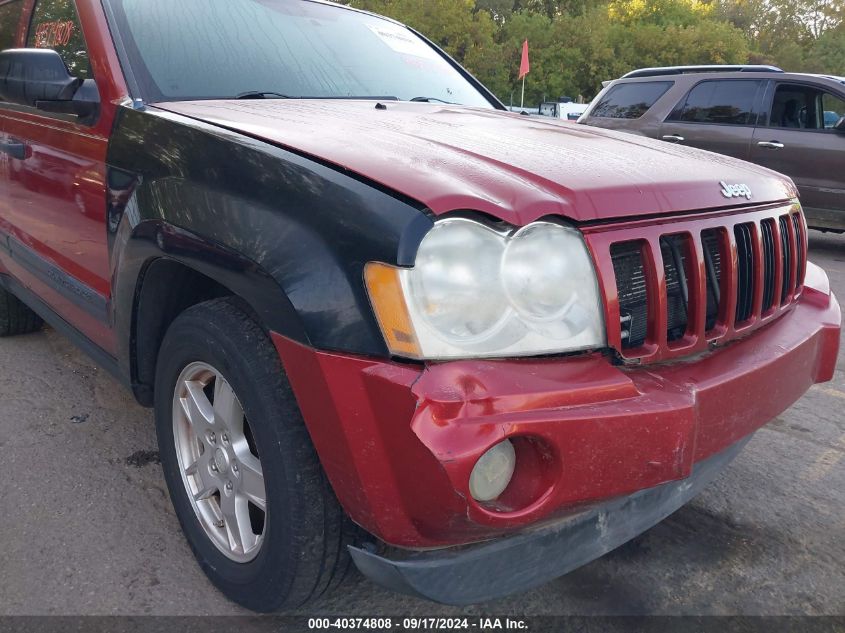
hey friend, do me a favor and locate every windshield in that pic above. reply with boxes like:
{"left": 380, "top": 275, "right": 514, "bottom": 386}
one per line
{"left": 105, "top": 0, "right": 495, "bottom": 107}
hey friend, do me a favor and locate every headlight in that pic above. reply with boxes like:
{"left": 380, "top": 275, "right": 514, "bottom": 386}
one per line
{"left": 365, "top": 217, "right": 605, "bottom": 359}
{"left": 410, "top": 219, "right": 509, "bottom": 342}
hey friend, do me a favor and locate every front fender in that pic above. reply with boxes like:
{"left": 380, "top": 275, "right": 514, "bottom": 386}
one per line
{"left": 106, "top": 105, "right": 432, "bottom": 370}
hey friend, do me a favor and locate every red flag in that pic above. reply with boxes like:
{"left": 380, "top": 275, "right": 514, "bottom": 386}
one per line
{"left": 518, "top": 40, "right": 530, "bottom": 79}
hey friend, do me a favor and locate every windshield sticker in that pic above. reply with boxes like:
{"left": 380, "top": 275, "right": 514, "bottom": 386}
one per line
{"left": 367, "top": 22, "right": 438, "bottom": 60}
{"left": 34, "top": 21, "right": 75, "bottom": 48}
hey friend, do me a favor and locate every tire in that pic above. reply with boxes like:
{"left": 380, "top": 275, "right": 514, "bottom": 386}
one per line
{"left": 154, "top": 297, "right": 351, "bottom": 612}
{"left": 0, "top": 286, "right": 43, "bottom": 337}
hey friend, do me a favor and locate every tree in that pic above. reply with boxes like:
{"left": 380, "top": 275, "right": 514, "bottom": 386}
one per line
{"left": 513, "top": 0, "right": 592, "bottom": 18}
{"left": 717, "top": 0, "right": 843, "bottom": 71}
{"left": 805, "top": 25, "right": 845, "bottom": 73}
{"left": 475, "top": 0, "right": 516, "bottom": 24}
{"left": 609, "top": 0, "right": 715, "bottom": 26}
{"left": 474, "top": 0, "right": 592, "bottom": 20}
{"left": 602, "top": 1, "right": 749, "bottom": 88}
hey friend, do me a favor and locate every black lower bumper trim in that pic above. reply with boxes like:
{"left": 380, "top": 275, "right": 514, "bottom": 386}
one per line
{"left": 349, "top": 437, "right": 750, "bottom": 605}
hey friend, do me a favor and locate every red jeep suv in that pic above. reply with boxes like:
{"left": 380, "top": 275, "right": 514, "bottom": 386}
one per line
{"left": 0, "top": 0, "right": 840, "bottom": 612}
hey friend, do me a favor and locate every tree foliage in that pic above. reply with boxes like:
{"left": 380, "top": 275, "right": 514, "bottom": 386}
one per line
{"left": 336, "top": 0, "right": 844, "bottom": 106}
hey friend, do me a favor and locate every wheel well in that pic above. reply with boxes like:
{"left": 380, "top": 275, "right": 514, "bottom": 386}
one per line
{"left": 133, "top": 259, "right": 233, "bottom": 406}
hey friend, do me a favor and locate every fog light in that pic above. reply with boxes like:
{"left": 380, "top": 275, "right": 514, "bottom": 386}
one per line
{"left": 469, "top": 440, "right": 516, "bottom": 502}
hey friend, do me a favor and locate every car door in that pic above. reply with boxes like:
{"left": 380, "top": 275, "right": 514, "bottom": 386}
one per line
{"left": 748, "top": 80, "right": 845, "bottom": 226}
{"left": 0, "top": 0, "right": 114, "bottom": 352}
{"left": 659, "top": 78, "right": 765, "bottom": 160}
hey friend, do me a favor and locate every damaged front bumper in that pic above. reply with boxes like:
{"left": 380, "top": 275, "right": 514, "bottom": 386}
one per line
{"left": 270, "top": 261, "right": 840, "bottom": 590}
{"left": 348, "top": 436, "right": 749, "bottom": 604}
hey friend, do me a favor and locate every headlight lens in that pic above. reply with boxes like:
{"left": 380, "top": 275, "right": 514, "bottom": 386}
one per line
{"left": 410, "top": 219, "right": 508, "bottom": 342}
{"left": 503, "top": 222, "right": 589, "bottom": 320}
{"left": 366, "top": 217, "right": 605, "bottom": 359}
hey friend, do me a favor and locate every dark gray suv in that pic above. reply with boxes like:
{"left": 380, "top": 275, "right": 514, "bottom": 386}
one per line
{"left": 579, "top": 65, "right": 845, "bottom": 232}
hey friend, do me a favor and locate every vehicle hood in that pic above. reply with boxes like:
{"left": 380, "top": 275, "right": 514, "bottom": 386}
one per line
{"left": 155, "top": 100, "right": 796, "bottom": 225}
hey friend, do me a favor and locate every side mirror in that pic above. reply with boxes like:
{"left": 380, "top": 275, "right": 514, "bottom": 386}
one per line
{"left": 835, "top": 116, "right": 845, "bottom": 132}
{"left": 0, "top": 48, "right": 99, "bottom": 123}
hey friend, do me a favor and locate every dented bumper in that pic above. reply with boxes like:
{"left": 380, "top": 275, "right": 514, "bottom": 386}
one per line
{"left": 348, "top": 436, "right": 749, "bottom": 605}
{"left": 271, "top": 263, "right": 840, "bottom": 550}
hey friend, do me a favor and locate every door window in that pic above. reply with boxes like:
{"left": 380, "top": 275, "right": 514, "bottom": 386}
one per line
{"left": 0, "top": 0, "right": 24, "bottom": 52}
{"left": 589, "top": 81, "right": 674, "bottom": 119}
{"left": 768, "top": 83, "right": 845, "bottom": 131}
{"left": 0, "top": 0, "right": 25, "bottom": 102}
{"left": 823, "top": 93, "right": 845, "bottom": 129}
{"left": 26, "top": 0, "right": 91, "bottom": 79}
{"left": 669, "top": 80, "right": 762, "bottom": 125}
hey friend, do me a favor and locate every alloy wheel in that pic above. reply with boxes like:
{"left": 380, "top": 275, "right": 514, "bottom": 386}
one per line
{"left": 172, "top": 362, "right": 267, "bottom": 563}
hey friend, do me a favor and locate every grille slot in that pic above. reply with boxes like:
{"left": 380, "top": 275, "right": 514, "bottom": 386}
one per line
{"left": 611, "top": 242, "right": 648, "bottom": 349}
{"left": 660, "top": 234, "right": 690, "bottom": 342}
{"left": 792, "top": 213, "right": 804, "bottom": 289}
{"left": 779, "top": 215, "right": 793, "bottom": 303}
{"left": 760, "top": 219, "right": 776, "bottom": 312}
{"left": 701, "top": 229, "right": 723, "bottom": 331}
{"left": 734, "top": 223, "right": 755, "bottom": 323}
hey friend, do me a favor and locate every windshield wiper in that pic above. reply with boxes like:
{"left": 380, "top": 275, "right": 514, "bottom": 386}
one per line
{"left": 410, "top": 96, "right": 454, "bottom": 104}
{"left": 236, "top": 91, "right": 292, "bottom": 99}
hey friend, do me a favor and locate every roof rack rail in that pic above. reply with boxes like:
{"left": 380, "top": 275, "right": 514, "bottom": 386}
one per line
{"left": 622, "top": 65, "right": 784, "bottom": 79}
{"left": 808, "top": 73, "right": 845, "bottom": 84}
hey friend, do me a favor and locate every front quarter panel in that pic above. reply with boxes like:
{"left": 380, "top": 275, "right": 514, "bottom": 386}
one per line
{"left": 106, "top": 105, "right": 432, "bottom": 369}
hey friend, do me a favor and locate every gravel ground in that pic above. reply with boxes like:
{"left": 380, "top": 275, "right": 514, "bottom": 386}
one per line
{"left": 0, "top": 232, "right": 842, "bottom": 617}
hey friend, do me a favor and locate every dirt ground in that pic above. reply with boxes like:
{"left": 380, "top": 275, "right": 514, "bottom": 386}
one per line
{"left": 0, "top": 232, "right": 843, "bottom": 617}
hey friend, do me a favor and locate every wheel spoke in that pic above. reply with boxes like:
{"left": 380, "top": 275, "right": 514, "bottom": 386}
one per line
{"left": 181, "top": 380, "right": 215, "bottom": 433}
{"left": 213, "top": 377, "right": 244, "bottom": 433}
{"left": 239, "top": 454, "right": 266, "bottom": 510}
{"left": 188, "top": 451, "right": 219, "bottom": 499}
{"left": 193, "top": 482, "right": 217, "bottom": 502}
{"left": 221, "top": 491, "right": 257, "bottom": 554}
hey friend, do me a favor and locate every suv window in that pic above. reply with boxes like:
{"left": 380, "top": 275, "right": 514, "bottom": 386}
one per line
{"left": 0, "top": 0, "right": 25, "bottom": 102}
{"left": 0, "top": 0, "right": 24, "bottom": 52}
{"left": 670, "top": 80, "right": 761, "bottom": 125}
{"left": 26, "top": 0, "right": 91, "bottom": 79}
{"left": 769, "top": 83, "right": 845, "bottom": 131}
{"left": 823, "top": 93, "right": 845, "bottom": 128}
{"left": 590, "top": 81, "right": 673, "bottom": 119}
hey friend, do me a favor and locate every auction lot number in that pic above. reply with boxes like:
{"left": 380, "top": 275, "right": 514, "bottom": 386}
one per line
{"left": 309, "top": 619, "right": 394, "bottom": 630}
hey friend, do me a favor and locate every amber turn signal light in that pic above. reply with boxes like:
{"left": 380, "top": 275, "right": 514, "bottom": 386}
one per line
{"left": 364, "top": 262, "right": 421, "bottom": 358}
